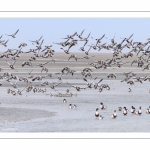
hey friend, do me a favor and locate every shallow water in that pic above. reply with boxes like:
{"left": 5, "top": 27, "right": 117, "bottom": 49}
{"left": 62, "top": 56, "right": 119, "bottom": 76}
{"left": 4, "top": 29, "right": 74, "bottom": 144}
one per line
{"left": 0, "top": 79, "right": 150, "bottom": 132}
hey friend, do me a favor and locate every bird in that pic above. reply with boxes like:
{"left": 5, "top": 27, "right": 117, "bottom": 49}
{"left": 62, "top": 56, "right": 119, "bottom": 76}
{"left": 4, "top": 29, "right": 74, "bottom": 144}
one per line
{"left": 91, "top": 34, "right": 105, "bottom": 46}
{"left": 100, "top": 102, "right": 107, "bottom": 110}
{"left": 127, "top": 80, "right": 134, "bottom": 85}
{"left": 93, "top": 78, "right": 103, "bottom": 89}
{"left": 95, "top": 108, "right": 99, "bottom": 117}
{"left": 136, "top": 106, "right": 142, "bottom": 115}
{"left": 18, "top": 43, "right": 27, "bottom": 48}
{"left": 29, "top": 36, "right": 43, "bottom": 45}
{"left": 107, "top": 73, "right": 116, "bottom": 79}
{"left": 37, "top": 61, "right": 51, "bottom": 67}
{"left": 68, "top": 54, "right": 78, "bottom": 61}
{"left": 83, "top": 77, "right": 97, "bottom": 88}
{"left": 66, "top": 89, "right": 69, "bottom": 93}
{"left": 6, "top": 60, "right": 16, "bottom": 69}
{"left": 98, "top": 115, "right": 104, "bottom": 120}
{"left": 6, "top": 29, "right": 19, "bottom": 38}
{"left": 122, "top": 107, "right": 128, "bottom": 115}
{"left": 62, "top": 99, "right": 67, "bottom": 103}
{"left": 68, "top": 104, "right": 73, "bottom": 109}
{"left": 128, "top": 88, "right": 132, "bottom": 92}
{"left": 111, "top": 110, "right": 117, "bottom": 119}
{"left": 62, "top": 32, "right": 77, "bottom": 40}
{"left": 1, "top": 39, "right": 9, "bottom": 47}
{"left": 76, "top": 29, "right": 85, "bottom": 39}
{"left": 50, "top": 82, "right": 62, "bottom": 90}
{"left": 146, "top": 106, "right": 150, "bottom": 114}
{"left": 22, "top": 61, "right": 32, "bottom": 67}
{"left": 9, "top": 81, "right": 18, "bottom": 89}
{"left": 118, "top": 107, "right": 122, "bottom": 111}
{"left": 73, "top": 104, "right": 77, "bottom": 109}
{"left": 131, "top": 106, "right": 136, "bottom": 114}
{"left": 67, "top": 82, "right": 86, "bottom": 91}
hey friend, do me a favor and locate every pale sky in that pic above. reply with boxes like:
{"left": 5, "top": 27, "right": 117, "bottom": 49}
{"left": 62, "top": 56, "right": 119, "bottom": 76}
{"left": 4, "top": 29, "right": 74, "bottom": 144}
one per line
{"left": 0, "top": 18, "right": 150, "bottom": 53}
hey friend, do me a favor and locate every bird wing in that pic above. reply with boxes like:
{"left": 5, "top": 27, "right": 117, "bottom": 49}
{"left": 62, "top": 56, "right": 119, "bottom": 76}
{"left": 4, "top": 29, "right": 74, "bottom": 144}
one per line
{"left": 87, "top": 32, "right": 91, "bottom": 39}
{"left": 75, "top": 56, "right": 77, "bottom": 61}
{"left": 21, "top": 86, "right": 27, "bottom": 92}
{"left": 5, "top": 34, "right": 12, "bottom": 36}
{"left": 38, "top": 36, "right": 43, "bottom": 42}
{"left": 12, "top": 60, "right": 16, "bottom": 65}
{"left": 6, "top": 61, "right": 10, "bottom": 65}
{"left": 5, "top": 39, "right": 9, "bottom": 44}
{"left": 80, "top": 29, "right": 85, "bottom": 36}
{"left": 91, "top": 77, "right": 98, "bottom": 84}
{"left": 43, "top": 61, "right": 50, "bottom": 65}
{"left": 29, "top": 40, "right": 36, "bottom": 43}
{"left": 39, "top": 39, "right": 44, "bottom": 47}
{"left": 54, "top": 82, "right": 61, "bottom": 87}
{"left": 66, "top": 82, "right": 76, "bottom": 88}
{"left": 100, "top": 34, "right": 105, "bottom": 40}
{"left": 83, "top": 78, "right": 88, "bottom": 84}
{"left": 98, "top": 78, "right": 103, "bottom": 84}
{"left": 14, "top": 29, "right": 19, "bottom": 35}
{"left": 128, "top": 33, "right": 134, "bottom": 40}
{"left": 68, "top": 56, "right": 72, "bottom": 61}
{"left": 71, "top": 32, "right": 77, "bottom": 37}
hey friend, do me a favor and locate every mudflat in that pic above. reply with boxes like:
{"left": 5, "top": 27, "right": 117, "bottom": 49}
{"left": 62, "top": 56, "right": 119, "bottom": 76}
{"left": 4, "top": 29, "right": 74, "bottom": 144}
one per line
{"left": 0, "top": 52, "right": 150, "bottom": 132}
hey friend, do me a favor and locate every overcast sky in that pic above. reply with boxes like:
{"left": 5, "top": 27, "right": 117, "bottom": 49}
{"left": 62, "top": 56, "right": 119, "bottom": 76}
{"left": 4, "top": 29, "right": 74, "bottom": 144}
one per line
{"left": 0, "top": 18, "right": 150, "bottom": 53}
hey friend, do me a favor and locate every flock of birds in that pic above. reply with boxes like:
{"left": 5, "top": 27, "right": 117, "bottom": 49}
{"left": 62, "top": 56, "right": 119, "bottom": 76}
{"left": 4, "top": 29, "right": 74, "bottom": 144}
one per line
{"left": 95, "top": 103, "right": 150, "bottom": 120}
{"left": 0, "top": 29, "right": 150, "bottom": 120}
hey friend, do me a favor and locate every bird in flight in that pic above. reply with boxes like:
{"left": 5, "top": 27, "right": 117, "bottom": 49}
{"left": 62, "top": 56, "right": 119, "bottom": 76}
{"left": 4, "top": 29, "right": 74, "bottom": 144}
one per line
{"left": 6, "top": 29, "right": 19, "bottom": 38}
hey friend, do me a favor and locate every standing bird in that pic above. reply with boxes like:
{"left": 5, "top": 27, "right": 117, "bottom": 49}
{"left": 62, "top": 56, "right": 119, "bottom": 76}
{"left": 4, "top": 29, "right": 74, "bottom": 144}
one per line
{"left": 128, "top": 88, "right": 132, "bottom": 92}
{"left": 122, "top": 107, "right": 128, "bottom": 115}
{"left": 131, "top": 106, "right": 136, "bottom": 114}
{"left": 136, "top": 106, "right": 142, "bottom": 115}
{"left": 68, "top": 104, "right": 73, "bottom": 109}
{"left": 118, "top": 107, "right": 122, "bottom": 111}
{"left": 146, "top": 106, "right": 150, "bottom": 114}
{"left": 62, "top": 99, "right": 67, "bottom": 103}
{"left": 6, "top": 29, "right": 19, "bottom": 38}
{"left": 95, "top": 108, "right": 99, "bottom": 117}
{"left": 100, "top": 102, "right": 107, "bottom": 110}
{"left": 111, "top": 110, "right": 117, "bottom": 119}
{"left": 99, "top": 115, "right": 104, "bottom": 120}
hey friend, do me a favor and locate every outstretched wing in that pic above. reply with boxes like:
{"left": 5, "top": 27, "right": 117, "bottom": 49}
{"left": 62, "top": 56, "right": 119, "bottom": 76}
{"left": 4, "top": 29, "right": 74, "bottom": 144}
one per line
{"left": 91, "top": 77, "right": 98, "bottom": 84}
{"left": 12, "top": 60, "right": 16, "bottom": 66}
{"left": 43, "top": 61, "right": 50, "bottom": 65}
{"left": 14, "top": 29, "right": 19, "bottom": 35}
{"left": 99, "top": 34, "right": 105, "bottom": 40}
{"left": 66, "top": 82, "right": 76, "bottom": 88}
{"left": 54, "top": 82, "right": 62, "bottom": 87}
{"left": 98, "top": 78, "right": 103, "bottom": 84}
{"left": 83, "top": 78, "right": 88, "bottom": 84}
{"left": 38, "top": 36, "right": 43, "bottom": 42}
{"left": 80, "top": 29, "right": 85, "bottom": 36}
{"left": 6, "top": 61, "right": 10, "bottom": 65}
{"left": 128, "top": 33, "right": 134, "bottom": 40}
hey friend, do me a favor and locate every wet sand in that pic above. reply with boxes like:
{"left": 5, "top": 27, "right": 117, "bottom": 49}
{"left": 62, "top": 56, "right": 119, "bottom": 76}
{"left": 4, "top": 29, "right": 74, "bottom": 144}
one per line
{"left": 0, "top": 52, "right": 150, "bottom": 132}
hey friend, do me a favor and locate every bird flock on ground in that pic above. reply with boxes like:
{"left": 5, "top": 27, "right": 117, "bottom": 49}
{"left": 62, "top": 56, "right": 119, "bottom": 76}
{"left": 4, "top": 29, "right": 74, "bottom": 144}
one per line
{"left": 0, "top": 29, "right": 150, "bottom": 119}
